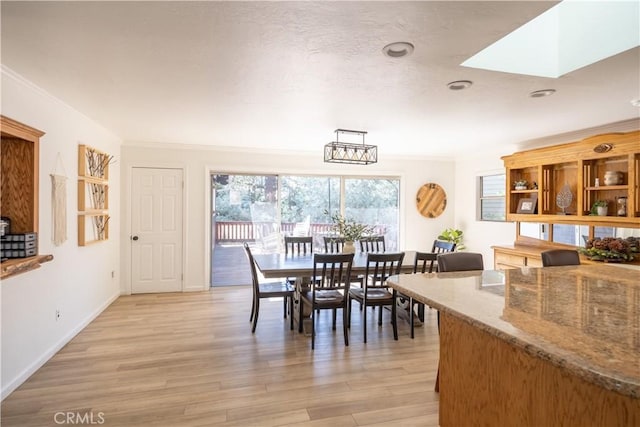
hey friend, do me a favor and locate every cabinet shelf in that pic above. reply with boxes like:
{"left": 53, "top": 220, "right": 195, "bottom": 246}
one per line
{"left": 511, "top": 189, "right": 539, "bottom": 194}
{"left": 584, "top": 185, "right": 628, "bottom": 191}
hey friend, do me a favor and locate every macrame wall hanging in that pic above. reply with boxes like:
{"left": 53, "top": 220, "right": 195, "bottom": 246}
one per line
{"left": 50, "top": 153, "right": 68, "bottom": 246}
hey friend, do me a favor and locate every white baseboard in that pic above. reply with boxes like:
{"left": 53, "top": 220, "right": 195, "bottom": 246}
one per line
{"left": 1, "top": 291, "right": 120, "bottom": 400}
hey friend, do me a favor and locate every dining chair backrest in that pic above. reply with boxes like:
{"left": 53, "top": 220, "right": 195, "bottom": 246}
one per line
{"left": 432, "top": 239, "right": 456, "bottom": 254}
{"left": 364, "top": 252, "right": 405, "bottom": 290}
{"left": 436, "top": 252, "right": 484, "bottom": 272}
{"left": 359, "top": 235, "right": 386, "bottom": 253}
{"left": 243, "top": 242, "right": 261, "bottom": 295}
{"left": 312, "top": 253, "right": 354, "bottom": 293}
{"left": 414, "top": 240, "right": 456, "bottom": 273}
{"left": 284, "top": 236, "right": 313, "bottom": 256}
{"left": 324, "top": 236, "right": 346, "bottom": 253}
{"left": 413, "top": 251, "right": 438, "bottom": 274}
{"left": 541, "top": 249, "right": 581, "bottom": 267}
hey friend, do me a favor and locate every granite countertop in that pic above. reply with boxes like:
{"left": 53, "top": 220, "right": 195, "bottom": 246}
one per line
{"left": 387, "top": 264, "right": 640, "bottom": 398}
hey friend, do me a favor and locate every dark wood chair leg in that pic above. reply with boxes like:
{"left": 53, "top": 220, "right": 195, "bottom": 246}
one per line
{"left": 251, "top": 299, "right": 260, "bottom": 333}
{"left": 363, "top": 300, "right": 368, "bottom": 343}
{"left": 298, "top": 297, "right": 304, "bottom": 333}
{"left": 342, "top": 307, "right": 349, "bottom": 346}
{"left": 332, "top": 309, "right": 337, "bottom": 330}
{"left": 311, "top": 303, "right": 315, "bottom": 350}
{"left": 391, "top": 292, "right": 398, "bottom": 340}
{"left": 289, "top": 295, "right": 294, "bottom": 330}
{"left": 410, "top": 297, "right": 415, "bottom": 339}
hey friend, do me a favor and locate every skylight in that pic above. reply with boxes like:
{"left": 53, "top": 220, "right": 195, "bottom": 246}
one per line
{"left": 462, "top": 0, "right": 640, "bottom": 78}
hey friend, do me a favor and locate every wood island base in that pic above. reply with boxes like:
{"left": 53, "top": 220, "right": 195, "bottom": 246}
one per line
{"left": 439, "top": 312, "right": 639, "bottom": 427}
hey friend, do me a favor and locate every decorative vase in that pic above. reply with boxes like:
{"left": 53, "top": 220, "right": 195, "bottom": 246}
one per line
{"left": 596, "top": 206, "right": 608, "bottom": 216}
{"left": 603, "top": 171, "right": 622, "bottom": 186}
{"left": 342, "top": 240, "right": 355, "bottom": 254}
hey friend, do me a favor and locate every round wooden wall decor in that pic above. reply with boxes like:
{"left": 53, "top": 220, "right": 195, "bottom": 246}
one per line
{"left": 416, "top": 183, "right": 447, "bottom": 218}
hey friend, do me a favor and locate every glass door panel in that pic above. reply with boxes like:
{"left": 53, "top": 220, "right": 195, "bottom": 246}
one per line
{"left": 344, "top": 178, "right": 400, "bottom": 251}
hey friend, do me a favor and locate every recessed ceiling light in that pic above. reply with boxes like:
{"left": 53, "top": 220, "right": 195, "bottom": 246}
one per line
{"left": 529, "top": 89, "right": 556, "bottom": 98}
{"left": 447, "top": 80, "right": 473, "bottom": 90}
{"left": 631, "top": 99, "right": 640, "bottom": 107}
{"left": 382, "top": 42, "right": 414, "bottom": 58}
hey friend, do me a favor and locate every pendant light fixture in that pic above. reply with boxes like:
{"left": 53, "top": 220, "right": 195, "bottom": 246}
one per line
{"left": 324, "top": 129, "right": 377, "bottom": 165}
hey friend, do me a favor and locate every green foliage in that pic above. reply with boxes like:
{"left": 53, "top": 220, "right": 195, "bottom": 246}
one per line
{"left": 589, "top": 200, "right": 608, "bottom": 215}
{"left": 325, "top": 210, "right": 374, "bottom": 241}
{"left": 213, "top": 175, "right": 400, "bottom": 225}
{"left": 437, "top": 228, "right": 465, "bottom": 251}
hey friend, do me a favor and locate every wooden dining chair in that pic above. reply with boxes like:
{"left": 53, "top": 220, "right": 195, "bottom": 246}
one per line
{"left": 243, "top": 242, "right": 294, "bottom": 333}
{"left": 348, "top": 252, "right": 405, "bottom": 343}
{"left": 433, "top": 251, "right": 484, "bottom": 391}
{"left": 403, "top": 241, "right": 456, "bottom": 339}
{"left": 404, "top": 251, "right": 438, "bottom": 339}
{"left": 323, "top": 236, "right": 346, "bottom": 253}
{"left": 284, "top": 236, "right": 313, "bottom": 256}
{"left": 299, "top": 253, "right": 354, "bottom": 349}
{"left": 359, "top": 235, "right": 386, "bottom": 253}
{"left": 436, "top": 252, "right": 483, "bottom": 273}
{"left": 541, "top": 249, "right": 581, "bottom": 267}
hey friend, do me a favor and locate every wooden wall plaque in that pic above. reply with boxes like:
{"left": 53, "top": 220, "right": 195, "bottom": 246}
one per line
{"left": 416, "top": 183, "right": 447, "bottom": 218}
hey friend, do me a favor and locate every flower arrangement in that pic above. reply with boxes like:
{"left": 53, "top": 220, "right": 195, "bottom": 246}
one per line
{"left": 514, "top": 179, "right": 528, "bottom": 190}
{"left": 325, "top": 210, "right": 373, "bottom": 241}
{"left": 579, "top": 237, "right": 638, "bottom": 262}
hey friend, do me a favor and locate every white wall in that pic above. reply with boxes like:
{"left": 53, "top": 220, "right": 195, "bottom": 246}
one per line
{"left": 1, "top": 68, "right": 122, "bottom": 398}
{"left": 120, "top": 145, "right": 457, "bottom": 292}
{"left": 453, "top": 153, "right": 515, "bottom": 269}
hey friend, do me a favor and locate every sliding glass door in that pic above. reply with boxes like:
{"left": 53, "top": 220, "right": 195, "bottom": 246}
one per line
{"left": 211, "top": 173, "right": 400, "bottom": 286}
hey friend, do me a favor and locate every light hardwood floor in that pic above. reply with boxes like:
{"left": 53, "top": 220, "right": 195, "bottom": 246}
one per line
{"left": 1, "top": 287, "right": 440, "bottom": 426}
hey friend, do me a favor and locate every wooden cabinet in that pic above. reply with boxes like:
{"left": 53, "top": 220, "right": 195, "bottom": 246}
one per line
{"left": 492, "top": 245, "right": 543, "bottom": 269}
{"left": 0, "top": 115, "right": 53, "bottom": 279}
{"left": 503, "top": 131, "right": 639, "bottom": 227}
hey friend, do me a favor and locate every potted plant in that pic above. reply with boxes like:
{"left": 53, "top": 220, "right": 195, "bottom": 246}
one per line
{"left": 437, "top": 228, "right": 465, "bottom": 251}
{"left": 325, "top": 210, "right": 373, "bottom": 253}
{"left": 590, "top": 200, "right": 608, "bottom": 216}
{"left": 514, "top": 179, "right": 528, "bottom": 190}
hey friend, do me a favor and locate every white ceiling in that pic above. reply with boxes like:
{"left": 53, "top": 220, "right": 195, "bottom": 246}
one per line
{"left": 1, "top": 1, "right": 639, "bottom": 158}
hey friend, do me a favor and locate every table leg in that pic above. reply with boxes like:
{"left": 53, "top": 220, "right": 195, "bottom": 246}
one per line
{"left": 293, "top": 276, "right": 313, "bottom": 336}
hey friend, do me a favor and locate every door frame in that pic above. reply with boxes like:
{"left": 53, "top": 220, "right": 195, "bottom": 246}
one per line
{"left": 123, "top": 163, "right": 187, "bottom": 295}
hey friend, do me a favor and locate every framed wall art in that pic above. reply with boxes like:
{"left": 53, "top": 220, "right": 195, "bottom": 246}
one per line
{"left": 516, "top": 197, "right": 538, "bottom": 214}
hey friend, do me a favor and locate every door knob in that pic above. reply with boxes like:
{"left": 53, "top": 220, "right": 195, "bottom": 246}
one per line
{"left": 132, "top": 235, "right": 139, "bottom": 241}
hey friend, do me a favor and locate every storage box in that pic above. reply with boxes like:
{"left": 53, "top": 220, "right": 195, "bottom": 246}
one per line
{"left": 0, "top": 233, "right": 37, "bottom": 258}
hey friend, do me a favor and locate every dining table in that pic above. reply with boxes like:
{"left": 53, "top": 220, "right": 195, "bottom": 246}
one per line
{"left": 252, "top": 250, "right": 416, "bottom": 334}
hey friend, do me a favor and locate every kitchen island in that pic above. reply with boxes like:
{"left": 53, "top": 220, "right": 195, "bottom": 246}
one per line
{"left": 388, "top": 264, "right": 639, "bottom": 427}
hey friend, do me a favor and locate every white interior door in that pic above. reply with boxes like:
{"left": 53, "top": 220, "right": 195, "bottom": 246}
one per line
{"left": 131, "top": 167, "right": 184, "bottom": 293}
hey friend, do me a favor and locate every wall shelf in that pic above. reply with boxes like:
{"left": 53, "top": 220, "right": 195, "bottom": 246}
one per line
{"left": 77, "top": 145, "right": 111, "bottom": 246}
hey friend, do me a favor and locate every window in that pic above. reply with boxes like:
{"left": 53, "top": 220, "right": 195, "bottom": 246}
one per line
{"left": 478, "top": 173, "right": 506, "bottom": 221}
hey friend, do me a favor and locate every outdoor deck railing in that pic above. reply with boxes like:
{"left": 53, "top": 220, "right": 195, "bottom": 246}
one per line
{"left": 214, "top": 221, "right": 384, "bottom": 242}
